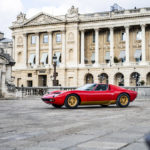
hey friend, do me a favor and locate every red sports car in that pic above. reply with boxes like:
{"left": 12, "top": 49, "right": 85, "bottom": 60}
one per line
{"left": 41, "top": 84, "right": 137, "bottom": 109}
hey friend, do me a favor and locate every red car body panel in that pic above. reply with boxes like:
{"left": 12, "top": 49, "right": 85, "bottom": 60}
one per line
{"left": 41, "top": 84, "right": 137, "bottom": 106}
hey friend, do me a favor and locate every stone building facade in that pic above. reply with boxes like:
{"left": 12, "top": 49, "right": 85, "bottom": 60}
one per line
{"left": 0, "top": 32, "right": 13, "bottom": 56}
{"left": 10, "top": 6, "right": 150, "bottom": 87}
{"left": 0, "top": 48, "right": 15, "bottom": 98}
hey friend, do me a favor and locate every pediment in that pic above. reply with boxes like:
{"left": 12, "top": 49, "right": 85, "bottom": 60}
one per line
{"left": 24, "top": 13, "right": 63, "bottom": 26}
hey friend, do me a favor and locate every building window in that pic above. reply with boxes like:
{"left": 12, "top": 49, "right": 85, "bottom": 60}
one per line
{"left": 43, "top": 34, "right": 48, "bottom": 43}
{"left": 136, "top": 30, "right": 142, "bottom": 40}
{"left": 56, "top": 33, "right": 61, "bottom": 42}
{"left": 93, "top": 32, "right": 95, "bottom": 43}
{"left": 27, "top": 80, "right": 33, "bottom": 87}
{"left": 134, "top": 49, "right": 142, "bottom": 62}
{"left": 31, "top": 35, "right": 36, "bottom": 44}
{"left": 119, "top": 50, "right": 126, "bottom": 62}
{"left": 28, "top": 54, "right": 36, "bottom": 65}
{"left": 107, "top": 32, "right": 110, "bottom": 42}
{"left": 105, "top": 51, "right": 110, "bottom": 63}
{"left": 54, "top": 52, "right": 61, "bottom": 66}
{"left": 121, "top": 32, "right": 126, "bottom": 41}
{"left": 40, "top": 53, "right": 48, "bottom": 65}
{"left": 91, "top": 52, "right": 95, "bottom": 64}
{"left": 28, "top": 73, "right": 32, "bottom": 77}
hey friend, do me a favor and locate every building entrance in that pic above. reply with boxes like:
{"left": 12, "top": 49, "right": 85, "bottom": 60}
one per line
{"left": 38, "top": 75, "right": 47, "bottom": 87}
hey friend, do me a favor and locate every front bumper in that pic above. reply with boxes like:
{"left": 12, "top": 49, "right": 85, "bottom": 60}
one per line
{"left": 42, "top": 98, "right": 55, "bottom": 104}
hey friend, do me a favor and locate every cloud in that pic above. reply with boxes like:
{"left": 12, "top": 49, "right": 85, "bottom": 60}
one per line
{"left": 2, "top": 0, "right": 150, "bottom": 38}
{"left": 0, "top": 0, "right": 23, "bottom": 38}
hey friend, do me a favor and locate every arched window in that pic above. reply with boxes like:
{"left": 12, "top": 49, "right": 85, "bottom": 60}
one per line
{"left": 98, "top": 73, "right": 109, "bottom": 84}
{"left": 85, "top": 73, "right": 94, "bottom": 84}
{"left": 114, "top": 73, "right": 124, "bottom": 86}
{"left": 130, "top": 72, "right": 140, "bottom": 86}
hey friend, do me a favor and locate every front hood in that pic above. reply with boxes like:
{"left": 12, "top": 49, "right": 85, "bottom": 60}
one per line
{"left": 42, "top": 90, "right": 66, "bottom": 99}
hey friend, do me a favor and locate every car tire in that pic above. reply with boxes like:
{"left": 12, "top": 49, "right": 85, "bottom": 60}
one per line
{"left": 116, "top": 93, "right": 130, "bottom": 108}
{"left": 101, "top": 105, "right": 109, "bottom": 107}
{"left": 64, "top": 94, "right": 80, "bottom": 109}
{"left": 52, "top": 104, "right": 63, "bottom": 108}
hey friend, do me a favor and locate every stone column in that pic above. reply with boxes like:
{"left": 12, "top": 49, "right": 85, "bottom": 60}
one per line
{"left": 125, "top": 26, "right": 130, "bottom": 65}
{"left": 48, "top": 31, "right": 52, "bottom": 66}
{"left": 35, "top": 33, "right": 40, "bottom": 66}
{"left": 81, "top": 30, "right": 85, "bottom": 66}
{"left": 141, "top": 24, "right": 146, "bottom": 63}
{"left": 23, "top": 34, "right": 27, "bottom": 68}
{"left": 12, "top": 36, "right": 15, "bottom": 59}
{"left": 95, "top": 28, "right": 99, "bottom": 66}
{"left": 62, "top": 30, "right": 66, "bottom": 67}
{"left": 110, "top": 27, "right": 114, "bottom": 64}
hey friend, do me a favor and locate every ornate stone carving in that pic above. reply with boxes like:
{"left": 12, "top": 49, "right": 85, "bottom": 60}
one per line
{"left": 12, "top": 12, "right": 27, "bottom": 26}
{"left": 67, "top": 6, "right": 78, "bottom": 15}
{"left": 25, "top": 14, "right": 62, "bottom": 26}
{"left": 66, "top": 6, "right": 79, "bottom": 21}
{"left": 17, "top": 12, "right": 26, "bottom": 23}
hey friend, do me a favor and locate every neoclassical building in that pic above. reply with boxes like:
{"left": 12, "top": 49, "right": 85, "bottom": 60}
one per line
{"left": 10, "top": 5, "right": 150, "bottom": 87}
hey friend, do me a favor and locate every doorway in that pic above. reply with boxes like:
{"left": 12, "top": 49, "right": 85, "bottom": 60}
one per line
{"left": 38, "top": 75, "right": 47, "bottom": 87}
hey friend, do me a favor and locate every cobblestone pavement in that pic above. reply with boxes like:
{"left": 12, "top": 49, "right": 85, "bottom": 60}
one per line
{"left": 0, "top": 99, "right": 150, "bottom": 150}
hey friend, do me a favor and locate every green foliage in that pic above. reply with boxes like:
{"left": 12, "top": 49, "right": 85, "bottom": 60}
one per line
{"left": 114, "top": 56, "right": 120, "bottom": 63}
{"left": 140, "top": 80, "right": 145, "bottom": 86}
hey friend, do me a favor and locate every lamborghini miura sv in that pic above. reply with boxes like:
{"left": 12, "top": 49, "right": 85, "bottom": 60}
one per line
{"left": 42, "top": 84, "right": 137, "bottom": 109}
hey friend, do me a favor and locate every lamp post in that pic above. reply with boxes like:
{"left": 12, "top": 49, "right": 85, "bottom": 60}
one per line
{"left": 132, "top": 72, "right": 140, "bottom": 86}
{"left": 52, "top": 54, "right": 58, "bottom": 86}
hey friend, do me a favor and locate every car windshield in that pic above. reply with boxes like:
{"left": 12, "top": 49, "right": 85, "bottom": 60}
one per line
{"left": 76, "top": 84, "right": 97, "bottom": 91}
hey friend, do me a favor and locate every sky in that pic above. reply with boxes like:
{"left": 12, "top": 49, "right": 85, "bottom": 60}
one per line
{"left": 1, "top": 0, "right": 150, "bottom": 39}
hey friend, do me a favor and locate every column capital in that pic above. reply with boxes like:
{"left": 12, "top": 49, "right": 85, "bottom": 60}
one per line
{"left": 109, "top": 26, "right": 114, "bottom": 30}
{"left": 34, "top": 32, "right": 39, "bottom": 36}
{"left": 124, "top": 25, "right": 130, "bottom": 29}
{"left": 61, "top": 30, "right": 66, "bottom": 34}
{"left": 80, "top": 28, "right": 85, "bottom": 32}
{"left": 23, "top": 33, "right": 27, "bottom": 37}
{"left": 94, "top": 28, "right": 99, "bottom": 31}
{"left": 140, "top": 24, "right": 146, "bottom": 28}
{"left": 47, "top": 30, "right": 53, "bottom": 34}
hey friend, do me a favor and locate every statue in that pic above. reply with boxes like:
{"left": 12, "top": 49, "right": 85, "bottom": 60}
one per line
{"left": 12, "top": 12, "right": 27, "bottom": 25}
{"left": 67, "top": 6, "right": 78, "bottom": 15}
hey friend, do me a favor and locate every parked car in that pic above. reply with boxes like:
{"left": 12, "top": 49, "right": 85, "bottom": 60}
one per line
{"left": 41, "top": 84, "right": 137, "bottom": 109}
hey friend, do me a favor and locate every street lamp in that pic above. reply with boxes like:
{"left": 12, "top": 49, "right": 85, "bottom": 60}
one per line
{"left": 52, "top": 54, "right": 58, "bottom": 86}
{"left": 132, "top": 73, "right": 140, "bottom": 86}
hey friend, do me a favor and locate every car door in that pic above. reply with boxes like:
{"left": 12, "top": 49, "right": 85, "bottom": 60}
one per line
{"left": 86, "top": 84, "right": 115, "bottom": 102}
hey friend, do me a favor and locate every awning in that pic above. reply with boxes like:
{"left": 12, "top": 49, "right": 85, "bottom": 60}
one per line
{"left": 28, "top": 54, "right": 35, "bottom": 64}
{"left": 91, "top": 53, "right": 95, "bottom": 61}
{"left": 40, "top": 53, "right": 48, "bottom": 64}
{"left": 134, "top": 50, "right": 142, "bottom": 59}
{"left": 105, "top": 51, "right": 110, "bottom": 60}
{"left": 119, "top": 50, "right": 125, "bottom": 59}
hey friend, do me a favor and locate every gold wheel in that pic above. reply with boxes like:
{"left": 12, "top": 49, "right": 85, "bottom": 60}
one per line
{"left": 120, "top": 95, "right": 129, "bottom": 106}
{"left": 67, "top": 96, "right": 78, "bottom": 107}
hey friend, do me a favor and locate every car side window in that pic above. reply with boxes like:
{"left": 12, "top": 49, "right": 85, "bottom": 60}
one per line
{"left": 86, "top": 84, "right": 97, "bottom": 91}
{"left": 95, "top": 84, "right": 108, "bottom": 91}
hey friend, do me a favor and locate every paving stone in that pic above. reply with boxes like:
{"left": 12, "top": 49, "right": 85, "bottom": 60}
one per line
{"left": 78, "top": 141, "right": 127, "bottom": 149}
{"left": 0, "top": 99, "right": 149, "bottom": 150}
{"left": 121, "top": 142, "right": 148, "bottom": 150}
